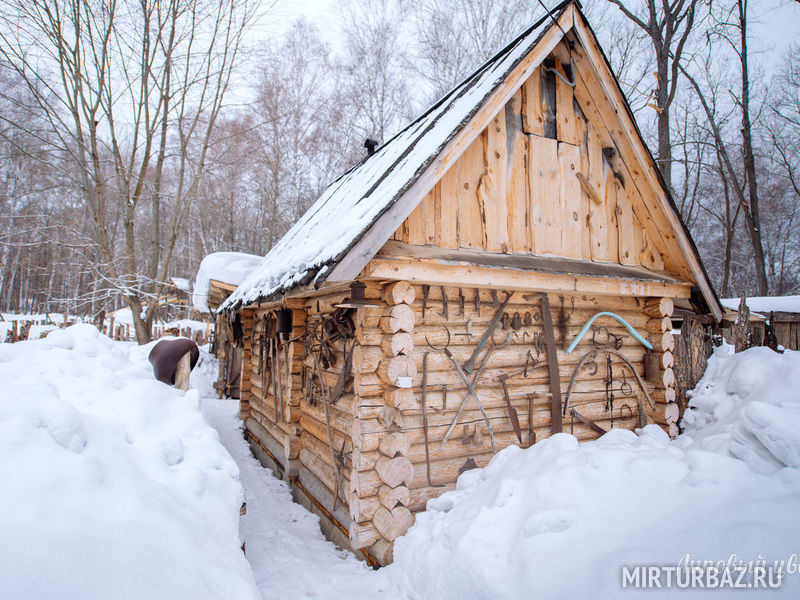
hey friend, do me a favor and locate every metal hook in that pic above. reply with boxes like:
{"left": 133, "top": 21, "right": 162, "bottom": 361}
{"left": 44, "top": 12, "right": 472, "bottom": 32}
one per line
{"left": 426, "top": 325, "right": 451, "bottom": 351}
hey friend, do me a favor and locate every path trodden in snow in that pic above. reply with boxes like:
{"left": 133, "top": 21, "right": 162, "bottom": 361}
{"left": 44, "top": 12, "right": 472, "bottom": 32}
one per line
{"left": 196, "top": 374, "right": 405, "bottom": 599}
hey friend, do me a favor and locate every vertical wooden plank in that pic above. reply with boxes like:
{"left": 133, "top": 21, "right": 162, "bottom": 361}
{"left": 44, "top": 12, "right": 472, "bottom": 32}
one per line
{"left": 636, "top": 213, "right": 666, "bottom": 271}
{"left": 477, "top": 112, "right": 509, "bottom": 252}
{"left": 528, "top": 135, "right": 560, "bottom": 254}
{"left": 558, "top": 142, "right": 582, "bottom": 258}
{"left": 541, "top": 59, "right": 557, "bottom": 139}
{"left": 556, "top": 60, "right": 578, "bottom": 145}
{"left": 457, "top": 132, "right": 485, "bottom": 249}
{"left": 523, "top": 67, "right": 544, "bottom": 137}
{"left": 574, "top": 105, "right": 592, "bottom": 260}
{"left": 439, "top": 169, "right": 458, "bottom": 249}
{"left": 505, "top": 91, "right": 530, "bottom": 252}
{"left": 614, "top": 179, "right": 637, "bottom": 265}
{"left": 406, "top": 202, "right": 425, "bottom": 246}
{"left": 433, "top": 183, "right": 442, "bottom": 247}
{"left": 604, "top": 168, "right": 620, "bottom": 263}
{"left": 421, "top": 188, "right": 436, "bottom": 245}
{"left": 586, "top": 122, "right": 609, "bottom": 261}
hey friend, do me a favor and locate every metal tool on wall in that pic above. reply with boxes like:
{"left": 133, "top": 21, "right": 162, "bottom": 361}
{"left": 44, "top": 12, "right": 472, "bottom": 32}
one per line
{"left": 565, "top": 311, "right": 653, "bottom": 354}
{"left": 497, "top": 372, "right": 522, "bottom": 443}
{"left": 421, "top": 352, "right": 443, "bottom": 487}
{"left": 429, "top": 326, "right": 505, "bottom": 453}
{"left": 540, "top": 294, "right": 563, "bottom": 433}
{"left": 462, "top": 291, "right": 512, "bottom": 374}
{"left": 562, "top": 348, "right": 655, "bottom": 429}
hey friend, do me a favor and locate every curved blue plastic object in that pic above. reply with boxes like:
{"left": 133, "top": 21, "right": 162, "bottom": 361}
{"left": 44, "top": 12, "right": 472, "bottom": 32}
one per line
{"left": 565, "top": 311, "right": 653, "bottom": 354}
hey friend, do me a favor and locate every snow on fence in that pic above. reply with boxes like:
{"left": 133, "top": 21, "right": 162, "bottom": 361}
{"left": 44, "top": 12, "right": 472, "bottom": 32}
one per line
{"left": 1, "top": 311, "right": 212, "bottom": 345}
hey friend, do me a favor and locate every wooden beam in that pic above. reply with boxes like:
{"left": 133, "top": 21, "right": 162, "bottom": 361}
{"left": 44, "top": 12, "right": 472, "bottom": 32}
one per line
{"left": 378, "top": 240, "right": 687, "bottom": 284}
{"left": 209, "top": 279, "right": 239, "bottom": 292}
{"left": 364, "top": 258, "right": 692, "bottom": 299}
{"left": 325, "top": 5, "right": 578, "bottom": 284}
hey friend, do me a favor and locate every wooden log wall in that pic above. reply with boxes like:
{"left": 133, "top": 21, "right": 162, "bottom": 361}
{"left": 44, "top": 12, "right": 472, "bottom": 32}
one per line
{"left": 345, "top": 280, "right": 675, "bottom": 563}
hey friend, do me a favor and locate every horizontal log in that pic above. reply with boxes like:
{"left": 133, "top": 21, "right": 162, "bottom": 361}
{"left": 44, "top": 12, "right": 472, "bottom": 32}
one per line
{"left": 355, "top": 373, "right": 384, "bottom": 398}
{"left": 355, "top": 325, "right": 383, "bottom": 346}
{"left": 387, "top": 387, "right": 415, "bottom": 411}
{"left": 661, "top": 351, "right": 674, "bottom": 369}
{"left": 300, "top": 432, "right": 351, "bottom": 474}
{"left": 378, "top": 354, "right": 418, "bottom": 386}
{"left": 284, "top": 435, "right": 301, "bottom": 460}
{"left": 353, "top": 345, "right": 383, "bottom": 373}
{"left": 379, "top": 304, "right": 415, "bottom": 334}
{"left": 373, "top": 506, "right": 413, "bottom": 542}
{"left": 650, "top": 330, "right": 675, "bottom": 352}
{"left": 662, "top": 367, "right": 675, "bottom": 388}
{"left": 376, "top": 455, "right": 414, "bottom": 488}
{"left": 383, "top": 281, "right": 415, "bottom": 306}
{"left": 350, "top": 491, "right": 380, "bottom": 522}
{"left": 665, "top": 402, "right": 680, "bottom": 424}
{"left": 643, "top": 297, "right": 674, "bottom": 318}
{"left": 381, "top": 332, "right": 415, "bottom": 357}
{"left": 349, "top": 521, "right": 380, "bottom": 549}
{"left": 646, "top": 316, "right": 673, "bottom": 332}
{"left": 299, "top": 411, "right": 350, "bottom": 449}
{"left": 405, "top": 343, "right": 650, "bottom": 376}
{"left": 369, "top": 538, "right": 394, "bottom": 566}
{"left": 412, "top": 286, "right": 643, "bottom": 311}
{"left": 379, "top": 432, "right": 410, "bottom": 457}
{"left": 298, "top": 448, "right": 349, "bottom": 505}
{"left": 379, "top": 484, "right": 411, "bottom": 510}
{"left": 352, "top": 445, "right": 378, "bottom": 472}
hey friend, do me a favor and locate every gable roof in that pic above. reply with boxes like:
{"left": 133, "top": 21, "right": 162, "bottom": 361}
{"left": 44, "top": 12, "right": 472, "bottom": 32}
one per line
{"left": 221, "top": 1, "right": 562, "bottom": 309}
{"left": 223, "top": 1, "right": 722, "bottom": 320}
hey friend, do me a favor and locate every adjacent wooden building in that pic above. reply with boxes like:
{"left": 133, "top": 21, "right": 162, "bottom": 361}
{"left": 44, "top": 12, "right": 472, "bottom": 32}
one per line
{"left": 193, "top": 252, "right": 264, "bottom": 398}
{"left": 222, "top": 1, "right": 722, "bottom": 566}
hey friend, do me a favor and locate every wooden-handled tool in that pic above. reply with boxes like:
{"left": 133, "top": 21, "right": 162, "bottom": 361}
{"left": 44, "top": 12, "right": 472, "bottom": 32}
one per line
{"left": 540, "top": 293, "right": 563, "bottom": 434}
{"left": 497, "top": 372, "right": 522, "bottom": 443}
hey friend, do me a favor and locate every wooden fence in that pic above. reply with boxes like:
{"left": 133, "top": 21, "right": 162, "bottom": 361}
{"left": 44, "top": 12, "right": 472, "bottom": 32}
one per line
{"left": 2, "top": 316, "right": 211, "bottom": 345}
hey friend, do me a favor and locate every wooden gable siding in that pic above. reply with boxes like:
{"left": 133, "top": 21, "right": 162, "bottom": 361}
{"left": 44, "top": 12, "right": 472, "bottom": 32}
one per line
{"left": 391, "top": 39, "right": 690, "bottom": 281}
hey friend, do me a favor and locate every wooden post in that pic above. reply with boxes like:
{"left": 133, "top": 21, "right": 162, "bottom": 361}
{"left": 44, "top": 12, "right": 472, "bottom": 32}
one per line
{"left": 174, "top": 352, "right": 192, "bottom": 391}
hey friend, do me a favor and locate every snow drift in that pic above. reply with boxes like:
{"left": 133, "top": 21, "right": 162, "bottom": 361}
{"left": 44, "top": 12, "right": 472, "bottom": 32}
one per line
{"left": 390, "top": 346, "right": 800, "bottom": 599}
{"left": 0, "top": 325, "right": 258, "bottom": 600}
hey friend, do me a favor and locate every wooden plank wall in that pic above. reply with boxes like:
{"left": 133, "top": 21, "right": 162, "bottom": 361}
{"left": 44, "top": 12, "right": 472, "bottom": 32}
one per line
{"left": 391, "top": 39, "right": 691, "bottom": 281}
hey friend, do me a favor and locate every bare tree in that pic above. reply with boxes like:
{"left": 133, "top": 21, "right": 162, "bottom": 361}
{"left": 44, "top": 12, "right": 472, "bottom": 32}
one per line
{"left": 407, "top": 0, "right": 542, "bottom": 101}
{"left": 0, "top": 0, "right": 259, "bottom": 342}
{"left": 336, "top": 0, "right": 414, "bottom": 145}
{"left": 606, "top": 0, "right": 700, "bottom": 191}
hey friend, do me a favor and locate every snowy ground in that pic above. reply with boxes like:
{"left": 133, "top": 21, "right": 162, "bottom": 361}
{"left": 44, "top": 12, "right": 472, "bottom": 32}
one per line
{"left": 2, "top": 327, "right": 799, "bottom": 599}
{"left": 194, "top": 358, "right": 404, "bottom": 600}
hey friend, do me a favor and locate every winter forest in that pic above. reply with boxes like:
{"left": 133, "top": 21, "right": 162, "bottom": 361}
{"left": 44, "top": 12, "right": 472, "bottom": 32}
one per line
{"left": 1, "top": 0, "right": 798, "bottom": 342}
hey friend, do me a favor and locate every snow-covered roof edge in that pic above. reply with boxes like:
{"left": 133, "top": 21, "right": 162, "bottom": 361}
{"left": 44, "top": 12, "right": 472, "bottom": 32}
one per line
{"left": 220, "top": 2, "right": 568, "bottom": 311}
{"left": 222, "top": 0, "right": 721, "bottom": 321}
{"left": 193, "top": 252, "right": 265, "bottom": 313}
{"left": 721, "top": 296, "right": 800, "bottom": 316}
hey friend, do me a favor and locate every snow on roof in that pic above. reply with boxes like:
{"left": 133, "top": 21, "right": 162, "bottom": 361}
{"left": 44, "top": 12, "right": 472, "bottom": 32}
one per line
{"left": 193, "top": 252, "right": 264, "bottom": 313}
{"left": 721, "top": 295, "right": 800, "bottom": 315}
{"left": 221, "top": 3, "right": 558, "bottom": 310}
{"left": 170, "top": 277, "right": 191, "bottom": 294}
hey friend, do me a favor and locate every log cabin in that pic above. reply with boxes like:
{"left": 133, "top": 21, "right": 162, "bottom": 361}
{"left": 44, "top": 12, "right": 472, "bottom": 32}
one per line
{"left": 193, "top": 252, "right": 263, "bottom": 398}
{"left": 220, "top": 0, "right": 723, "bottom": 566}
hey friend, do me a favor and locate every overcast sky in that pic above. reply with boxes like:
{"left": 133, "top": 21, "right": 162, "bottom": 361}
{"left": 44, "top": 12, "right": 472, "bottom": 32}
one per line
{"left": 268, "top": 0, "right": 798, "bottom": 72}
